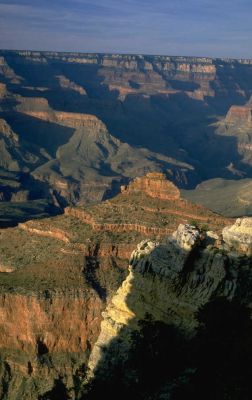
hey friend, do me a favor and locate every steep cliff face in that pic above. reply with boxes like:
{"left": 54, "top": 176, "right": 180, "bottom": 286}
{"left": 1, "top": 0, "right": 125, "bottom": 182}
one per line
{"left": 0, "top": 56, "right": 22, "bottom": 84}
{"left": 0, "top": 289, "right": 103, "bottom": 400}
{"left": 0, "top": 219, "right": 107, "bottom": 399}
{"left": 225, "top": 105, "right": 252, "bottom": 125}
{"left": 84, "top": 220, "right": 252, "bottom": 399}
{"left": 215, "top": 95, "right": 252, "bottom": 172}
{"left": 86, "top": 225, "right": 223, "bottom": 377}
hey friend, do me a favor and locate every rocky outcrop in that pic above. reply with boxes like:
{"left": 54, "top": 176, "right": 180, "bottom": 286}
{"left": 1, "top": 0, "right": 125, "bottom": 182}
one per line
{"left": 56, "top": 75, "right": 87, "bottom": 95}
{"left": 121, "top": 172, "right": 180, "bottom": 200}
{"left": 0, "top": 118, "right": 19, "bottom": 142}
{"left": 83, "top": 221, "right": 252, "bottom": 400}
{"left": 0, "top": 56, "right": 22, "bottom": 83}
{"left": 222, "top": 217, "right": 252, "bottom": 255}
{"left": 20, "top": 108, "right": 103, "bottom": 129}
{"left": 225, "top": 105, "right": 252, "bottom": 125}
{"left": 19, "top": 221, "right": 71, "bottom": 243}
{"left": 86, "top": 224, "right": 232, "bottom": 379}
{"left": 64, "top": 171, "right": 228, "bottom": 240}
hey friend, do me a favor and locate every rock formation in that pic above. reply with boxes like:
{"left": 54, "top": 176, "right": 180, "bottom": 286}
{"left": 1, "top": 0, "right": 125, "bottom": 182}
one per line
{"left": 84, "top": 219, "right": 252, "bottom": 398}
{"left": 222, "top": 217, "right": 252, "bottom": 254}
{"left": 56, "top": 74, "right": 87, "bottom": 95}
{"left": 65, "top": 172, "right": 228, "bottom": 238}
{"left": 120, "top": 172, "right": 180, "bottom": 200}
{"left": 86, "top": 225, "right": 221, "bottom": 378}
{"left": 225, "top": 105, "right": 252, "bottom": 125}
{"left": 0, "top": 171, "right": 230, "bottom": 398}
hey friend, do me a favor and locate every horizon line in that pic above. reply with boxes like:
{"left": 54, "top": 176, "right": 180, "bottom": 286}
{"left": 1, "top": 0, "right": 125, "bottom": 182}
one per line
{"left": 1, "top": 48, "right": 252, "bottom": 62}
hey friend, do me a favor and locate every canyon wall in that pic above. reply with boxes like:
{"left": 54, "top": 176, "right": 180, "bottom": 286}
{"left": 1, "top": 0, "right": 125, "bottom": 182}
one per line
{"left": 84, "top": 220, "right": 252, "bottom": 399}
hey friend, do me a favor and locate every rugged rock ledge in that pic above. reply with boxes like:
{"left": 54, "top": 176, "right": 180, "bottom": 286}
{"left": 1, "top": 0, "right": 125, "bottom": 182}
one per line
{"left": 85, "top": 219, "right": 252, "bottom": 393}
{"left": 120, "top": 172, "right": 180, "bottom": 200}
{"left": 222, "top": 217, "right": 252, "bottom": 254}
{"left": 0, "top": 289, "right": 103, "bottom": 400}
{"left": 225, "top": 105, "right": 252, "bottom": 125}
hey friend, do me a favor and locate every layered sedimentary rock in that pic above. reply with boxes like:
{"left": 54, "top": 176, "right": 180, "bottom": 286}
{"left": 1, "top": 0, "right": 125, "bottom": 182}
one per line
{"left": 225, "top": 105, "right": 252, "bottom": 125}
{"left": 3, "top": 94, "right": 195, "bottom": 209}
{"left": 214, "top": 95, "right": 252, "bottom": 175}
{"left": 65, "top": 172, "right": 228, "bottom": 238}
{"left": 2, "top": 50, "right": 252, "bottom": 221}
{"left": 0, "top": 171, "right": 231, "bottom": 398}
{"left": 120, "top": 172, "right": 180, "bottom": 200}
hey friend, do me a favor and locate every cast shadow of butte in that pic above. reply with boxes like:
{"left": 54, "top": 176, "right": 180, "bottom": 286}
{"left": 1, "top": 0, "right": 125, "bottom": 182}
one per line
{"left": 83, "top": 241, "right": 252, "bottom": 400}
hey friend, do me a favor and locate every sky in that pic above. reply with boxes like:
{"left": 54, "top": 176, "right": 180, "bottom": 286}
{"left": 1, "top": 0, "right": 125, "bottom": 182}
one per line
{"left": 0, "top": 0, "right": 251, "bottom": 58}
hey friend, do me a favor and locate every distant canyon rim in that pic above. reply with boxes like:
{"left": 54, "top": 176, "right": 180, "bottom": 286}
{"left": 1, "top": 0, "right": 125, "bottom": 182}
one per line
{"left": 1, "top": 50, "right": 252, "bottom": 223}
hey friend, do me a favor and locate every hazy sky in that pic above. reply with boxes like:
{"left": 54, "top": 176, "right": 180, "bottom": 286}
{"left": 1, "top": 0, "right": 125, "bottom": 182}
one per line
{"left": 0, "top": 0, "right": 251, "bottom": 58}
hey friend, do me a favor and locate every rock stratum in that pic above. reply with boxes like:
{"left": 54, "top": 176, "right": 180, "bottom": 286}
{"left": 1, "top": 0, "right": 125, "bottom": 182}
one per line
{"left": 1, "top": 50, "right": 252, "bottom": 221}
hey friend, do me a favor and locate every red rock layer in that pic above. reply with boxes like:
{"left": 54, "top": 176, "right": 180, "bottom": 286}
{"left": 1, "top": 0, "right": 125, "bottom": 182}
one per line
{"left": 20, "top": 110, "right": 104, "bottom": 129}
{"left": 226, "top": 105, "right": 252, "bottom": 124}
{"left": 19, "top": 223, "right": 71, "bottom": 243}
{"left": 0, "top": 290, "right": 103, "bottom": 355}
{"left": 120, "top": 172, "right": 180, "bottom": 200}
{"left": 64, "top": 207, "right": 171, "bottom": 237}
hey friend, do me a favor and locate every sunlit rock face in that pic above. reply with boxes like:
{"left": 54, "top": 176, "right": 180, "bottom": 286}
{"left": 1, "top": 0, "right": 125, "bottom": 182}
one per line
{"left": 222, "top": 217, "right": 252, "bottom": 255}
{"left": 225, "top": 105, "right": 252, "bottom": 125}
{"left": 120, "top": 172, "right": 180, "bottom": 200}
{"left": 83, "top": 220, "right": 252, "bottom": 399}
{"left": 86, "top": 224, "right": 233, "bottom": 379}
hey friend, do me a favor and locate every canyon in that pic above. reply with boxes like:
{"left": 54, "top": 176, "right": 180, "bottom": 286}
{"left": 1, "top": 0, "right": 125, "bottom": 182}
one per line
{"left": 1, "top": 51, "right": 252, "bottom": 223}
{"left": 0, "top": 173, "right": 230, "bottom": 399}
{"left": 1, "top": 50, "right": 252, "bottom": 398}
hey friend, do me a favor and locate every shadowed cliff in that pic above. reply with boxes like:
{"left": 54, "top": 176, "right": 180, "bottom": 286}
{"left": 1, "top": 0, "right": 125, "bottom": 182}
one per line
{"left": 81, "top": 224, "right": 252, "bottom": 400}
